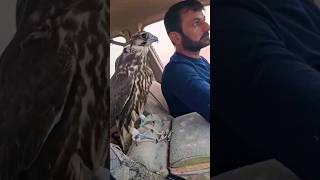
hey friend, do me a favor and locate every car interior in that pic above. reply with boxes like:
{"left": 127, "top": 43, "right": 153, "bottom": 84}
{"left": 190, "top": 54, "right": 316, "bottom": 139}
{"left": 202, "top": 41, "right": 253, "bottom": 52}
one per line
{"left": 2, "top": 0, "right": 318, "bottom": 179}
{"left": 110, "top": 0, "right": 210, "bottom": 179}
{"left": 110, "top": 0, "right": 320, "bottom": 180}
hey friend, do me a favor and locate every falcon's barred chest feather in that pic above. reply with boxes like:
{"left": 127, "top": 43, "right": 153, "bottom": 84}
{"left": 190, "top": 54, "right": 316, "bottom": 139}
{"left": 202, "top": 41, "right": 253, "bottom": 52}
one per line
{"left": 110, "top": 31, "right": 158, "bottom": 152}
{"left": 0, "top": 0, "right": 108, "bottom": 179}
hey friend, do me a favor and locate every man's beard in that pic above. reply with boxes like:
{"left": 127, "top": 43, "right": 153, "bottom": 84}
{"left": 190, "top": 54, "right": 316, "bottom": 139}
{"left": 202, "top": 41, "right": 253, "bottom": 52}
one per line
{"left": 180, "top": 31, "right": 210, "bottom": 52}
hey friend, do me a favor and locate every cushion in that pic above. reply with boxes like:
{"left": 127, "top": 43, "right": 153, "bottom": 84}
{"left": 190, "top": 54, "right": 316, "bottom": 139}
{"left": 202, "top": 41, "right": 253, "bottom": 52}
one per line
{"left": 127, "top": 114, "right": 172, "bottom": 177}
{"left": 169, "top": 112, "right": 210, "bottom": 177}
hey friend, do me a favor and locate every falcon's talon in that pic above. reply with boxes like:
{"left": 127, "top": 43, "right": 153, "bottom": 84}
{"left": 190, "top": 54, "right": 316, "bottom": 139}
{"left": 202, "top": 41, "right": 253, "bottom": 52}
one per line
{"left": 139, "top": 114, "right": 146, "bottom": 120}
{"left": 139, "top": 114, "right": 155, "bottom": 128}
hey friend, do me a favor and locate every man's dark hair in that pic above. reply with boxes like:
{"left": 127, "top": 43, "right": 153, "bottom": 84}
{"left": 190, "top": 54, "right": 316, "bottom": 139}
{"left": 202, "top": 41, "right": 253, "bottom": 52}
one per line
{"left": 164, "top": 0, "right": 204, "bottom": 34}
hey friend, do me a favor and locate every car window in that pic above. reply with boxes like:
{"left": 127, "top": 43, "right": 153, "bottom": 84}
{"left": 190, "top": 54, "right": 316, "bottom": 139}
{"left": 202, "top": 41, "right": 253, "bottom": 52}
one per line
{"left": 110, "top": 36, "right": 126, "bottom": 77}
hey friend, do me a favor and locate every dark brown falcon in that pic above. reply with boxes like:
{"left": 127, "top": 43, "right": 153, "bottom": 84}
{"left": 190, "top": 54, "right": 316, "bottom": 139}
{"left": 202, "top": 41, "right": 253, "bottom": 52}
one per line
{"left": 0, "top": 0, "right": 108, "bottom": 179}
{"left": 110, "top": 31, "right": 158, "bottom": 153}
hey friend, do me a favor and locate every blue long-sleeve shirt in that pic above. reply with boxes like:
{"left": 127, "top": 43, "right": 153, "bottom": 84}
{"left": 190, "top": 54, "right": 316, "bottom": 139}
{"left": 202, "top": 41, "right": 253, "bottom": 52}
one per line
{"left": 213, "top": 0, "right": 320, "bottom": 179}
{"left": 161, "top": 52, "right": 210, "bottom": 121}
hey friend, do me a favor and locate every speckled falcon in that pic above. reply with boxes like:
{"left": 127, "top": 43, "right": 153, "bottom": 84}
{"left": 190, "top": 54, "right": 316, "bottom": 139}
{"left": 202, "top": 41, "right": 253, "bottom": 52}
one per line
{"left": 0, "top": 0, "right": 109, "bottom": 179}
{"left": 110, "top": 31, "right": 158, "bottom": 153}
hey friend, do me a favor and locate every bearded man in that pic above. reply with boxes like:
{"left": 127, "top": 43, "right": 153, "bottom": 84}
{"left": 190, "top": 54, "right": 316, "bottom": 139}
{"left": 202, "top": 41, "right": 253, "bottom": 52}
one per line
{"left": 161, "top": 0, "right": 210, "bottom": 122}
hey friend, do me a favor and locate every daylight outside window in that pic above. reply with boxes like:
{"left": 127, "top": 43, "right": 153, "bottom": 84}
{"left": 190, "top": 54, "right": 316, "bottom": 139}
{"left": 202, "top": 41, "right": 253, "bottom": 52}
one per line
{"left": 110, "top": 36, "right": 126, "bottom": 77}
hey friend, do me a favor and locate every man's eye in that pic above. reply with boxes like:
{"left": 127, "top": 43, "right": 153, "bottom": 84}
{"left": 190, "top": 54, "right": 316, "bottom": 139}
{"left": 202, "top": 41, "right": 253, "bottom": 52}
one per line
{"left": 193, "top": 21, "right": 200, "bottom": 26}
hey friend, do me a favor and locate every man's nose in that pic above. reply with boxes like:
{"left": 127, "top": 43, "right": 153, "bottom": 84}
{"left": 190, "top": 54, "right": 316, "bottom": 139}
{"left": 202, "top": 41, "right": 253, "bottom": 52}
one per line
{"left": 202, "top": 21, "right": 210, "bottom": 32}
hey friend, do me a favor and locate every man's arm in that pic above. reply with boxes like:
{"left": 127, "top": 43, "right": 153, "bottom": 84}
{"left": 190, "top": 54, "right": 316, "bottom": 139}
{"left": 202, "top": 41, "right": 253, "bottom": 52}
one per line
{"left": 164, "top": 62, "right": 210, "bottom": 121}
{"left": 214, "top": 2, "right": 320, "bottom": 179}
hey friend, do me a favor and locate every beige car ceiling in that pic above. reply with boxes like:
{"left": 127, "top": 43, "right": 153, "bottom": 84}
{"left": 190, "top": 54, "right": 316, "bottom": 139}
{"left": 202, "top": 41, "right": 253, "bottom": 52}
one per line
{"left": 110, "top": 0, "right": 210, "bottom": 39}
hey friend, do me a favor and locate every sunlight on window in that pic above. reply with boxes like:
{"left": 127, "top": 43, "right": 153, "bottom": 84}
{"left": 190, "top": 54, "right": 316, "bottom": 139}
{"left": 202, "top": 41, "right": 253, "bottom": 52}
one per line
{"left": 144, "top": 6, "right": 210, "bottom": 66}
{"left": 110, "top": 36, "right": 126, "bottom": 77}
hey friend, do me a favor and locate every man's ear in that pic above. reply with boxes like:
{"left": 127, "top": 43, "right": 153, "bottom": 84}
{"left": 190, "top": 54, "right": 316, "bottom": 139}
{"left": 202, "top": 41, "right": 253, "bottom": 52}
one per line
{"left": 168, "top": 32, "right": 181, "bottom": 46}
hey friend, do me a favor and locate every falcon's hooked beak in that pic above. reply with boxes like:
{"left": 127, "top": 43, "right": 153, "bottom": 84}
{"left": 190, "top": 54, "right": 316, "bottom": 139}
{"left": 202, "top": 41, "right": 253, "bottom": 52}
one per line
{"left": 147, "top": 35, "right": 158, "bottom": 45}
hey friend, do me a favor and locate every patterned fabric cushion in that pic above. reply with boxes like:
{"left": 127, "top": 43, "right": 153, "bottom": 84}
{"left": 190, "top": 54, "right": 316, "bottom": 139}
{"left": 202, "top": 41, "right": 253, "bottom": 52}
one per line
{"left": 169, "top": 112, "right": 210, "bottom": 177}
{"left": 127, "top": 114, "right": 171, "bottom": 177}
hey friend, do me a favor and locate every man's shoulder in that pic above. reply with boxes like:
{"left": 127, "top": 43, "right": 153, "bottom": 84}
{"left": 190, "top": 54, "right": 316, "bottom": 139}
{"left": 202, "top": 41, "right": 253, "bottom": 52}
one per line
{"left": 163, "top": 58, "right": 196, "bottom": 76}
{"left": 161, "top": 56, "right": 197, "bottom": 86}
{"left": 169, "top": 53, "right": 197, "bottom": 64}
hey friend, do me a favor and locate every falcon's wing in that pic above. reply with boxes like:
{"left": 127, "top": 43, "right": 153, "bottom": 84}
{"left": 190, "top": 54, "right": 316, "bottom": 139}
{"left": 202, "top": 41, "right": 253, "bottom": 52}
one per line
{"left": 0, "top": 31, "right": 74, "bottom": 179}
{"left": 114, "top": 47, "right": 134, "bottom": 72}
{"left": 110, "top": 70, "right": 134, "bottom": 128}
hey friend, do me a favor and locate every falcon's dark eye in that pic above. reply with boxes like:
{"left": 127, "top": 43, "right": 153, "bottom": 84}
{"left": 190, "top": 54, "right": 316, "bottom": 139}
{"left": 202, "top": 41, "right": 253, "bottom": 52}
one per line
{"left": 141, "top": 33, "right": 147, "bottom": 38}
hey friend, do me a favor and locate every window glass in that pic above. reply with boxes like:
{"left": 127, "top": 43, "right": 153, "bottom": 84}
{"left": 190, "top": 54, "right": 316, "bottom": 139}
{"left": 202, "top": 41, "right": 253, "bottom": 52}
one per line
{"left": 110, "top": 36, "right": 126, "bottom": 77}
